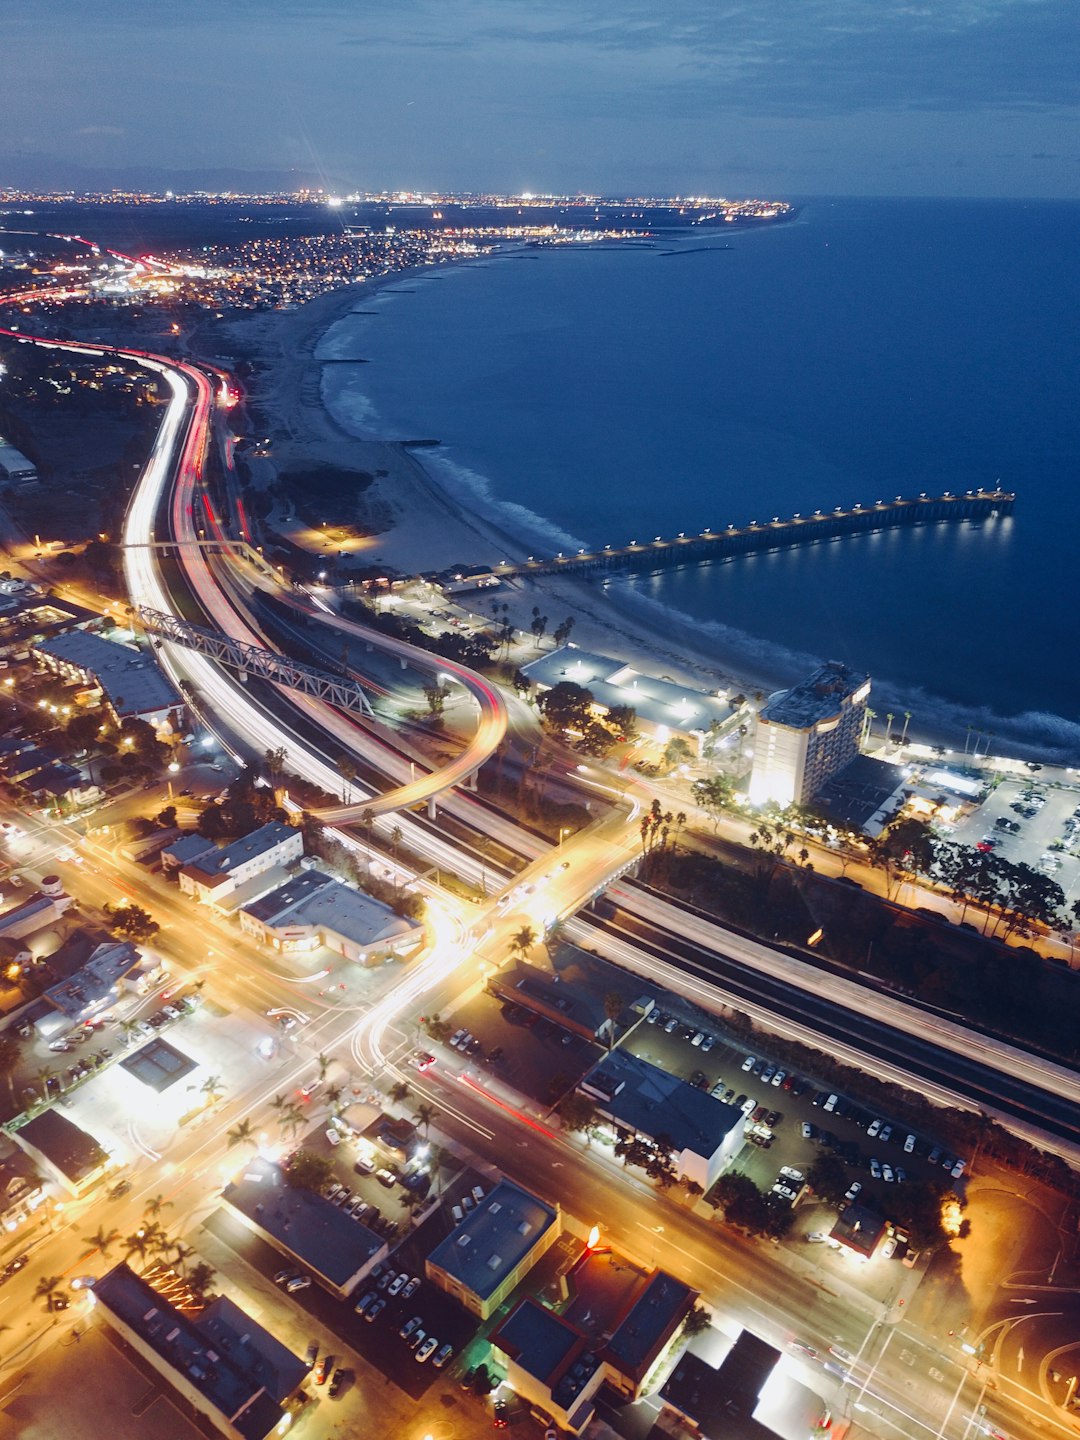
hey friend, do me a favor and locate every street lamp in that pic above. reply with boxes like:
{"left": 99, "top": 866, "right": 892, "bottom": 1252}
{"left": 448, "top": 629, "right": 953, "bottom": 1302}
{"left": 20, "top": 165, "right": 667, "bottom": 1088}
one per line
{"left": 558, "top": 827, "right": 571, "bottom": 847}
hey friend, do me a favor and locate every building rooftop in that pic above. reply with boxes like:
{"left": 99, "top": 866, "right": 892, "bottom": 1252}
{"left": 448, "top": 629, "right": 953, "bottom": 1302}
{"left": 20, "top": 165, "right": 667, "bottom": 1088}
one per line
{"left": 243, "top": 869, "right": 415, "bottom": 948}
{"left": 758, "top": 661, "right": 869, "bottom": 731}
{"left": 661, "top": 1332, "right": 782, "bottom": 1440}
{"left": 94, "top": 1264, "right": 297, "bottom": 1440}
{"left": 602, "top": 1268, "right": 697, "bottom": 1383}
{"left": 36, "top": 629, "right": 179, "bottom": 719}
{"left": 426, "top": 1178, "right": 559, "bottom": 1302}
{"left": 182, "top": 823, "right": 300, "bottom": 887}
{"left": 580, "top": 1050, "right": 744, "bottom": 1159}
{"left": 493, "top": 1298, "right": 598, "bottom": 1415}
{"left": 162, "top": 833, "right": 217, "bottom": 868}
{"left": 814, "top": 753, "right": 908, "bottom": 836}
{"left": 0, "top": 892, "right": 63, "bottom": 937}
{"left": 223, "top": 1155, "right": 383, "bottom": 1287}
{"left": 44, "top": 940, "right": 140, "bottom": 1019}
{"left": 119, "top": 1037, "right": 198, "bottom": 1093}
{"left": 15, "top": 1108, "right": 108, "bottom": 1185}
{"left": 831, "top": 1201, "right": 887, "bottom": 1259}
{"left": 521, "top": 645, "right": 733, "bottom": 736}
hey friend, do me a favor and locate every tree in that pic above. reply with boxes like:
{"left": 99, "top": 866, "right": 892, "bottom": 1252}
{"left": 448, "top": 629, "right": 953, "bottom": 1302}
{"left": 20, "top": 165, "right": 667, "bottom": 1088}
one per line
{"left": 200, "top": 1075, "right": 225, "bottom": 1106}
{"left": 389, "top": 1079, "right": 410, "bottom": 1103}
{"left": 692, "top": 774, "right": 735, "bottom": 830}
{"left": 684, "top": 1304, "right": 713, "bottom": 1337}
{"left": 105, "top": 902, "right": 159, "bottom": 943}
{"left": 605, "top": 704, "right": 638, "bottom": 741}
{"left": 226, "top": 1119, "right": 257, "bottom": 1152}
{"left": 414, "top": 1102, "right": 435, "bottom": 1138}
{"left": 282, "top": 1148, "right": 334, "bottom": 1193}
{"left": 143, "top": 1193, "right": 173, "bottom": 1222}
{"left": 187, "top": 1261, "right": 217, "bottom": 1302}
{"left": 278, "top": 1102, "right": 306, "bottom": 1140}
{"left": 552, "top": 617, "right": 575, "bottom": 648}
{"left": 34, "top": 1274, "right": 66, "bottom": 1311}
{"left": 315, "top": 1052, "right": 332, "bottom": 1083}
{"left": 602, "top": 991, "right": 623, "bottom": 1050}
{"left": 83, "top": 1226, "right": 121, "bottom": 1259}
{"left": 124, "top": 1223, "right": 165, "bottom": 1268}
{"left": 536, "top": 681, "right": 593, "bottom": 737}
{"left": 336, "top": 753, "right": 359, "bottom": 804}
{"left": 558, "top": 1092, "right": 597, "bottom": 1135}
{"left": 511, "top": 669, "right": 533, "bottom": 700}
{"left": 170, "top": 1240, "right": 196, "bottom": 1274}
{"left": 662, "top": 736, "right": 693, "bottom": 772}
{"left": 264, "top": 746, "right": 287, "bottom": 792}
{"left": 807, "top": 1155, "right": 850, "bottom": 1206}
{"left": 422, "top": 681, "right": 451, "bottom": 717}
{"left": 530, "top": 613, "right": 549, "bottom": 647}
{"left": 509, "top": 924, "right": 537, "bottom": 962}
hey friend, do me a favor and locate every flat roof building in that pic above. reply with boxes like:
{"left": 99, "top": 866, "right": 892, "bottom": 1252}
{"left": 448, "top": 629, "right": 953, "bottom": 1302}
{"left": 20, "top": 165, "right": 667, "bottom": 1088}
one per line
{"left": 0, "top": 889, "right": 73, "bottom": 941}
{"left": 94, "top": 1263, "right": 308, "bottom": 1440}
{"left": 660, "top": 1330, "right": 831, "bottom": 1440}
{"left": 222, "top": 1154, "right": 386, "bottom": 1298}
{"left": 749, "top": 661, "right": 870, "bottom": 809}
{"left": 239, "top": 869, "right": 422, "bottom": 964}
{"left": 35, "top": 629, "right": 181, "bottom": 730}
{"left": 492, "top": 1299, "right": 602, "bottom": 1434}
{"left": 522, "top": 645, "right": 735, "bottom": 752}
{"left": 579, "top": 1050, "right": 744, "bottom": 1191}
{"left": 44, "top": 939, "right": 141, "bottom": 1022}
{"left": 13, "top": 1108, "right": 112, "bottom": 1196}
{"left": 425, "top": 1178, "right": 561, "bottom": 1319}
{"left": 179, "top": 823, "right": 304, "bottom": 905}
{"left": 0, "top": 439, "right": 37, "bottom": 486}
{"left": 489, "top": 950, "right": 651, "bottom": 1046}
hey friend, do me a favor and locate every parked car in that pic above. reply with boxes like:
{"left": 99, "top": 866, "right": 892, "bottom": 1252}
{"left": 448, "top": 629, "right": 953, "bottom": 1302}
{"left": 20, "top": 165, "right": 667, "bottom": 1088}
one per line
{"left": 387, "top": 1273, "right": 407, "bottom": 1297}
{"left": 402, "top": 1277, "right": 421, "bottom": 1300}
{"left": 845, "top": 1180, "right": 862, "bottom": 1203}
{"left": 433, "top": 1343, "right": 454, "bottom": 1370}
{"left": 869, "top": 1158, "right": 882, "bottom": 1179}
{"left": 328, "top": 1367, "right": 345, "bottom": 1398}
{"left": 375, "top": 1168, "right": 397, "bottom": 1188}
{"left": 399, "top": 1315, "right": 422, "bottom": 1340}
{"left": 366, "top": 1298, "right": 386, "bottom": 1323}
{"left": 741, "top": 1055, "right": 756, "bottom": 1072}
{"left": 416, "top": 1335, "right": 439, "bottom": 1363}
{"left": 313, "top": 1355, "right": 332, "bottom": 1385}
{"left": 354, "top": 1292, "right": 377, "bottom": 1317}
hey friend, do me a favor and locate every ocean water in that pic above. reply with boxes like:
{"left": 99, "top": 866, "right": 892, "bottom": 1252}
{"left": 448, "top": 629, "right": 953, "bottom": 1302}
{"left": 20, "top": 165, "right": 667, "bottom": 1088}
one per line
{"left": 319, "top": 199, "right": 1080, "bottom": 760}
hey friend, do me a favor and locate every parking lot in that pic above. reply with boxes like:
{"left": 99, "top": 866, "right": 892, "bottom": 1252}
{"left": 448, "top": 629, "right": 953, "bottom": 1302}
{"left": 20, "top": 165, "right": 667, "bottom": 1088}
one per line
{"left": 950, "top": 775, "right": 1080, "bottom": 907}
{"left": 443, "top": 987, "right": 602, "bottom": 1106}
{"left": 620, "top": 1004, "right": 964, "bottom": 1223}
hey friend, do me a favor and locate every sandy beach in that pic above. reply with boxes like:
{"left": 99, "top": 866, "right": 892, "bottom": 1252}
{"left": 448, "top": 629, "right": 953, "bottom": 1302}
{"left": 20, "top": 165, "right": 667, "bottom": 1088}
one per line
{"left": 220, "top": 268, "right": 783, "bottom": 705}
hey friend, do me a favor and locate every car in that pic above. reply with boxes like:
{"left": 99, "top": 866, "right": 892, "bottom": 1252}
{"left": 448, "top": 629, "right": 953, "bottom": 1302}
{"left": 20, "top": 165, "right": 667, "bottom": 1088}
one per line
{"left": 740, "top": 1096, "right": 756, "bottom": 1116}
{"left": 403, "top": 1171, "right": 430, "bottom": 1195}
{"left": 823, "top": 1094, "right": 839, "bottom": 1112}
{"left": 462, "top": 1193, "right": 475, "bottom": 1212}
{"left": 452, "top": 1203, "right": 464, "bottom": 1224}
{"left": 433, "top": 1343, "right": 454, "bottom": 1370}
{"left": 882, "top": 1163, "right": 895, "bottom": 1183}
{"left": 399, "top": 1315, "right": 422, "bottom": 1340}
{"left": 895, "top": 1167, "right": 907, "bottom": 1184}
{"left": 366, "top": 1298, "right": 386, "bottom": 1323}
{"left": 402, "top": 1276, "right": 421, "bottom": 1300}
{"left": 664, "top": 1018, "right": 678, "bottom": 1033}
{"left": 881, "top": 1236, "right": 898, "bottom": 1260}
{"left": 772, "top": 1182, "right": 798, "bottom": 1202}
{"left": 286, "top": 1275, "right": 311, "bottom": 1293}
{"left": 879, "top": 1124, "right": 892, "bottom": 1144}
{"left": 869, "top": 1158, "right": 882, "bottom": 1179}
{"left": 414, "top": 1051, "right": 436, "bottom": 1071}
{"left": 450, "top": 1028, "right": 467, "bottom": 1048}
{"left": 801, "top": 1122, "right": 817, "bottom": 1140}
{"left": 326, "top": 1128, "right": 341, "bottom": 1147}
{"left": 333, "top": 1188, "right": 351, "bottom": 1207}
{"left": 328, "top": 1368, "right": 345, "bottom": 1398}
{"left": 741, "top": 1055, "right": 756, "bottom": 1072}
{"left": 867, "top": 1118, "right": 882, "bottom": 1138}
{"left": 771, "top": 1069, "right": 785, "bottom": 1088}
{"left": 387, "top": 1272, "right": 407, "bottom": 1297}
{"left": 305, "top": 1340, "right": 319, "bottom": 1368}
{"left": 764, "top": 1110, "right": 781, "bottom": 1129}
{"left": 951, "top": 1158, "right": 967, "bottom": 1178}
{"left": 928, "top": 1146, "right": 942, "bottom": 1166}
{"left": 48, "top": 1039, "right": 73, "bottom": 1053}
{"left": 493, "top": 1398, "right": 510, "bottom": 1428}
{"left": 779, "top": 1166, "right": 804, "bottom": 1183}
{"left": 274, "top": 1268, "right": 296, "bottom": 1285}
{"left": 108, "top": 1179, "right": 132, "bottom": 1199}
{"left": 691, "top": 1070, "right": 708, "bottom": 1090}
{"left": 904, "top": 1133, "right": 916, "bottom": 1153}
{"left": 8, "top": 874, "right": 22, "bottom": 889}
{"left": 733, "top": 1093, "right": 748, "bottom": 1111}
{"left": 471, "top": 1185, "right": 485, "bottom": 1204}
{"left": 353, "top": 1154, "right": 376, "bottom": 1175}
{"left": 375, "top": 1168, "right": 397, "bottom": 1188}
{"left": 701, "top": 1035, "right": 716, "bottom": 1053}
{"left": 406, "top": 1328, "right": 426, "bottom": 1353}
{"left": 845, "top": 1180, "right": 863, "bottom": 1202}
{"left": 313, "top": 1355, "right": 332, "bottom": 1384}
{"left": 354, "top": 1292, "right": 377, "bottom": 1317}
{"left": 416, "top": 1335, "right": 439, "bottom": 1363}
{"left": 758, "top": 1062, "right": 772, "bottom": 1080}
{"left": 691, "top": 1031, "right": 705, "bottom": 1047}
{"left": 805, "top": 1232, "right": 829, "bottom": 1244}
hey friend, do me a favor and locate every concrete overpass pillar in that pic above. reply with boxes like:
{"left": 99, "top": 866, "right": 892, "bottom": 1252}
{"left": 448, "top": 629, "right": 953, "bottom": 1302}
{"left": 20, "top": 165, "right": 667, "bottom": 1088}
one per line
{"left": 427, "top": 796, "right": 437, "bottom": 820}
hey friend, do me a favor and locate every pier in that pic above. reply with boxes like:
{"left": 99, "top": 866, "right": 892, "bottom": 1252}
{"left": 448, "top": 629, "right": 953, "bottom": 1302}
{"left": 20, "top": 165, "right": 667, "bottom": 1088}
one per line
{"left": 489, "top": 489, "right": 1015, "bottom": 581}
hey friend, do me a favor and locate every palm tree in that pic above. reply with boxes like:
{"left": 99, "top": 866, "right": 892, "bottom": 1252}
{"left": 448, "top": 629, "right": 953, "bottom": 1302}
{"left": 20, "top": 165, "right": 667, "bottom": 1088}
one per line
{"left": 143, "top": 1194, "right": 173, "bottom": 1222}
{"left": 226, "top": 1118, "right": 257, "bottom": 1151}
{"left": 603, "top": 991, "right": 624, "bottom": 1051}
{"left": 336, "top": 754, "right": 359, "bottom": 803}
{"left": 315, "top": 1052, "right": 332, "bottom": 1083}
{"left": 170, "top": 1240, "right": 196, "bottom": 1274}
{"left": 414, "top": 1102, "right": 435, "bottom": 1138}
{"left": 200, "top": 1075, "right": 225, "bottom": 1105}
{"left": 124, "top": 1222, "right": 165, "bottom": 1268}
{"left": 83, "top": 1225, "right": 121, "bottom": 1259}
{"left": 187, "top": 1261, "right": 216, "bottom": 1302}
{"left": 35, "top": 1066, "right": 55, "bottom": 1103}
{"left": 509, "top": 924, "right": 536, "bottom": 963}
{"left": 118, "top": 1018, "right": 141, "bottom": 1045}
{"left": 278, "top": 1103, "right": 306, "bottom": 1140}
{"left": 34, "top": 1274, "right": 66, "bottom": 1311}
{"left": 324, "top": 1083, "right": 344, "bottom": 1115}
{"left": 269, "top": 1092, "right": 289, "bottom": 1120}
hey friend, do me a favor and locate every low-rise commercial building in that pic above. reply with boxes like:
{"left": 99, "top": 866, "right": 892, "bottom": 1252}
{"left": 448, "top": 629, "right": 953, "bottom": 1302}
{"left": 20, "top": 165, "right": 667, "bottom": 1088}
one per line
{"left": 522, "top": 644, "right": 735, "bottom": 753}
{"left": 0, "top": 438, "right": 37, "bottom": 487}
{"left": 0, "top": 1149, "right": 45, "bottom": 1232}
{"left": 0, "top": 889, "right": 73, "bottom": 940}
{"left": 239, "top": 869, "right": 422, "bottom": 964}
{"left": 222, "top": 1154, "right": 386, "bottom": 1298}
{"left": 660, "top": 1329, "right": 831, "bottom": 1440}
{"left": 13, "top": 1108, "right": 112, "bottom": 1196}
{"left": 42, "top": 939, "right": 141, "bottom": 1028}
{"left": 178, "top": 823, "right": 304, "bottom": 905}
{"left": 94, "top": 1263, "right": 308, "bottom": 1440}
{"left": 425, "top": 1179, "right": 561, "bottom": 1320}
{"left": 35, "top": 629, "right": 182, "bottom": 730}
{"left": 579, "top": 1050, "right": 744, "bottom": 1191}
{"left": 489, "top": 953, "right": 650, "bottom": 1046}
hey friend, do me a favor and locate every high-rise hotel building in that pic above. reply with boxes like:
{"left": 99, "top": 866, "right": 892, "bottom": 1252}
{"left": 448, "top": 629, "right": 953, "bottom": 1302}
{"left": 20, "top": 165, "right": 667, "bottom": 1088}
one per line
{"left": 749, "top": 661, "right": 870, "bottom": 808}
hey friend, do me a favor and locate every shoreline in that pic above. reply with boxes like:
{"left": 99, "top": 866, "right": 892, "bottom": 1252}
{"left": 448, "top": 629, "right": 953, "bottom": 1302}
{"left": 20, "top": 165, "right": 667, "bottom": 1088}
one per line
{"left": 225, "top": 263, "right": 1078, "bottom": 768}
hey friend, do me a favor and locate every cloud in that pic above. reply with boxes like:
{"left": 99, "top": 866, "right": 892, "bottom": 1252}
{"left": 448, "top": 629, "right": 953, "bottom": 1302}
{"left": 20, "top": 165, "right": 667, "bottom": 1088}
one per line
{"left": 76, "top": 125, "right": 125, "bottom": 136}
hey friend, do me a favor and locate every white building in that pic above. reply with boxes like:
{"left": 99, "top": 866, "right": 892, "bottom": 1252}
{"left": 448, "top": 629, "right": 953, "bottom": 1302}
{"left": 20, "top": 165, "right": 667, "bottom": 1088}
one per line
{"left": 749, "top": 661, "right": 870, "bottom": 809}
{"left": 239, "top": 869, "right": 423, "bottom": 964}
{"left": 0, "top": 439, "right": 37, "bottom": 487}
{"left": 178, "top": 823, "right": 304, "bottom": 905}
{"left": 35, "top": 629, "right": 181, "bottom": 731}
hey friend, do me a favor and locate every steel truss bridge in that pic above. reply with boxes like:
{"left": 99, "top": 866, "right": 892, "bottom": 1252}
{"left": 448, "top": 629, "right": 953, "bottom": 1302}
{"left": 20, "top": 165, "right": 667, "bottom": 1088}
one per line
{"left": 136, "top": 605, "right": 375, "bottom": 717}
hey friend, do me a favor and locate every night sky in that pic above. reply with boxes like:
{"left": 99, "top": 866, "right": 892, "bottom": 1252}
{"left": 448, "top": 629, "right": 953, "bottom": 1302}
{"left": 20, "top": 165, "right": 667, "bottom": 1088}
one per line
{"left": 2, "top": 0, "right": 1077, "bottom": 197}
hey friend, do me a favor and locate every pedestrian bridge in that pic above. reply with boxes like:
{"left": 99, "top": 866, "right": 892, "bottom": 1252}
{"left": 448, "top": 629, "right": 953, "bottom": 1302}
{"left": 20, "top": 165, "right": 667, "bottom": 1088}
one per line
{"left": 489, "top": 489, "right": 1014, "bottom": 580}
